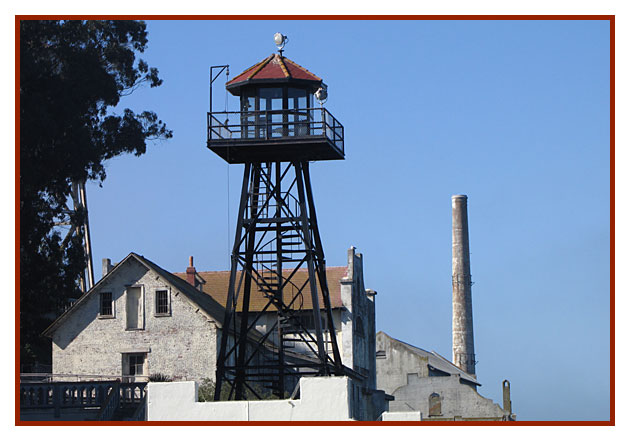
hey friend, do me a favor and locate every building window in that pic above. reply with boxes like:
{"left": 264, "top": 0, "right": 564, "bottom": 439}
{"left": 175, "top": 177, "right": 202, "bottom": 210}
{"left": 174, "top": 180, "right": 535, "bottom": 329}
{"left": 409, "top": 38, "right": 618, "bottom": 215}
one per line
{"left": 126, "top": 286, "right": 143, "bottom": 330}
{"left": 123, "top": 353, "right": 146, "bottom": 378}
{"left": 100, "top": 292, "right": 113, "bottom": 317}
{"left": 429, "top": 393, "right": 442, "bottom": 417}
{"left": 155, "top": 290, "right": 170, "bottom": 316}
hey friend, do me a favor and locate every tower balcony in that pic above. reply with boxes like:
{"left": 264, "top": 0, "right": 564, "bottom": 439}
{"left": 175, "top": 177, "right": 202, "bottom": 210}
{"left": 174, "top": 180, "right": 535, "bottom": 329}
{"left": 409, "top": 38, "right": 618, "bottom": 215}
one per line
{"left": 207, "top": 107, "right": 344, "bottom": 164}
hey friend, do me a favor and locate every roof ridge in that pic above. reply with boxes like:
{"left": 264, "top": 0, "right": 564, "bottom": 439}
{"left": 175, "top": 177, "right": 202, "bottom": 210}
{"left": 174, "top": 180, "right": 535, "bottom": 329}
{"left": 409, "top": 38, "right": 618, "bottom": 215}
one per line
{"left": 277, "top": 54, "right": 290, "bottom": 78}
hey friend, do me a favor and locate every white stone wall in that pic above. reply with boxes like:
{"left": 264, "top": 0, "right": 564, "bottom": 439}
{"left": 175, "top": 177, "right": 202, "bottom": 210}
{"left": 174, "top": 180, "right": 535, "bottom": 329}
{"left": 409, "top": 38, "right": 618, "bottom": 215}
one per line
{"left": 51, "top": 259, "right": 218, "bottom": 382}
{"left": 147, "top": 376, "right": 353, "bottom": 421}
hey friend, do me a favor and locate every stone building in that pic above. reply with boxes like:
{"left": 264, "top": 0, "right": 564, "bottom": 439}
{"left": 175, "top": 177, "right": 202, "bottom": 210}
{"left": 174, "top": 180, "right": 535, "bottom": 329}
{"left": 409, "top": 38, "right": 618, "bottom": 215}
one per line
{"left": 44, "top": 247, "right": 378, "bottom": 397}
{"left": 376, "top": 332, "right": 513, "bottom": 420}
{"left": 43, "top": 252, "right": 228, "bottom": 382}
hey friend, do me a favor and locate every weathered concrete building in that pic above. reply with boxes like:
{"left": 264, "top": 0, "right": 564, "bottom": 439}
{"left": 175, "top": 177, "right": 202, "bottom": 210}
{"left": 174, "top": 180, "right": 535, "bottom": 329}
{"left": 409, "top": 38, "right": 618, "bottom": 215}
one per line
{"left": 376, "top": 332, "right": 511, "bottom": 420}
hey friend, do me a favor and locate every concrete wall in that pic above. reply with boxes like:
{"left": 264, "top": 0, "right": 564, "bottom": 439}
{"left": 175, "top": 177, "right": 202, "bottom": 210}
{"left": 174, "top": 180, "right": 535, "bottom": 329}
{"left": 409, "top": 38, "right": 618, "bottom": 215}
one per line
{"left": 147, "top": 376, "right": 354, "bottom": 421}
{"left": 380, "top": 411, "right": 421, "bottom": 421}
{"left": 340, "top": 247, "right": 376, "bottom": 389}
{"left": 388, "top": 374, "right": 504, "bottom": 418}
{"left": 52, "top": 258, "right": 218, "bottom": 382}
{"left": 376, "top": 332, "right": 429, "bottom": 396}
{"left": 376, "top": 332, "right": 504, "bottom": 419}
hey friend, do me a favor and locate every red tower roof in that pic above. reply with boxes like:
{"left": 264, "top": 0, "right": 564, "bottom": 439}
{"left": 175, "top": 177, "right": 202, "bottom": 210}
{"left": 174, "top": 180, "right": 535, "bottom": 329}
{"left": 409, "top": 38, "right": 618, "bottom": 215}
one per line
{"left": 226, "top": 53, "right": 322, "bottom": 95}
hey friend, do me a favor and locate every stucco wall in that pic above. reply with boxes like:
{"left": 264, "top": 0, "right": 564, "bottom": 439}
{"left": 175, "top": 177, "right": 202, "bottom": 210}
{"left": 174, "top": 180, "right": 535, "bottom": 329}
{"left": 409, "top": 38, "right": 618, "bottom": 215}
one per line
{"left": 147, "top": 376, "right": 353, "bottom": 421}
{"left": 389, "top": 374, "right": 504, "bottom": 418}
{"left": 376, "top": 331, "right": 429, "bottom": 396}
{"left": 375, "top": 332, "right": 504, "bottom": 419}
{"left": 51, "top": 259, "right": 218, "bottom": 382}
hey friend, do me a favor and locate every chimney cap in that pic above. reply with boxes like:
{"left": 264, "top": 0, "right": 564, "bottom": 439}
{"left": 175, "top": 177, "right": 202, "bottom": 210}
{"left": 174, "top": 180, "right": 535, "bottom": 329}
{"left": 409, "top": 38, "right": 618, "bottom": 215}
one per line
{"left": 452, "top": 194, "right": 468, "bottom": 199}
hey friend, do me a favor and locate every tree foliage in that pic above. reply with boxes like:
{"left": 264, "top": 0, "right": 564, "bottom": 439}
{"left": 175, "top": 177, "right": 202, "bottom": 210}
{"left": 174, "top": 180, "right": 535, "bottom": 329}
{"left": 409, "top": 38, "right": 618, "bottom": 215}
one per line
{"left": 19, "top": 20, "right": 172, "bottom": 367}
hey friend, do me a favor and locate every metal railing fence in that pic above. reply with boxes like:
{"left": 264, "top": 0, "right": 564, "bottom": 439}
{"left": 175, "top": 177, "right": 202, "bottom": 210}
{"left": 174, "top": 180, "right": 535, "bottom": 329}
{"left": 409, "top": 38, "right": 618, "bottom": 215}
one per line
{"left": 207, "top": 107, "right": 344, "bottom": 154}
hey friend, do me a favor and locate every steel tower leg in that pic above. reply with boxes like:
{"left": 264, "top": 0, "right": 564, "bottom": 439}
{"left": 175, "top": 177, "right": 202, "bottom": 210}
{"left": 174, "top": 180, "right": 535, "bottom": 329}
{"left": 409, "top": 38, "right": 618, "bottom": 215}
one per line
{"left": 214, "top": 161, "right": 347, "bottom": 401}
{"left": 214, "top": 163, "right": 252, "bottom": 401}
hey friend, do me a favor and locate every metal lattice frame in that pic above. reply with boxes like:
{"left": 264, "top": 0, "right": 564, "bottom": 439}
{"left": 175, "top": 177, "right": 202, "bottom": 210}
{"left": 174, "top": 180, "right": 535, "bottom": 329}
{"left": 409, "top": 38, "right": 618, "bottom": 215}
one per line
{"left": 214, "top": 161, "right": 345, "bottom": 400}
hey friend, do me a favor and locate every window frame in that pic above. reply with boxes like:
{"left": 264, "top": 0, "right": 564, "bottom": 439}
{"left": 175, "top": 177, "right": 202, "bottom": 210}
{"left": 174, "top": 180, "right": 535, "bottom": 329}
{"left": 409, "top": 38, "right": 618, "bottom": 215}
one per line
{"left": 154, "top": 288, "right": 171, "bottom": 317}
{"left": 98, "top": 291, "right": 114, "bottom": 318}
{"left": 122, "top": 352, "right": 147, "bottom": 378}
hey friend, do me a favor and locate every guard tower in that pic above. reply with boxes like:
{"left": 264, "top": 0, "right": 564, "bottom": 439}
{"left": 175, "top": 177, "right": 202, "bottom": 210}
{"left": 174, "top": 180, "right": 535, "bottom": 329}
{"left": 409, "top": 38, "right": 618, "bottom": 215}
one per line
{"left": 208, "top": 34, "right": 351, "bottom": 400}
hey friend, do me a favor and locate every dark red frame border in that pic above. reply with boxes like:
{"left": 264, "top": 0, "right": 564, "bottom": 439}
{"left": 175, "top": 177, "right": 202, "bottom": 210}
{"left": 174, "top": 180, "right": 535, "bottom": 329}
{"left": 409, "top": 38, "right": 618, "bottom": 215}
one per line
{"left": 14, "top": 14, "right": 615, "bottom": 427}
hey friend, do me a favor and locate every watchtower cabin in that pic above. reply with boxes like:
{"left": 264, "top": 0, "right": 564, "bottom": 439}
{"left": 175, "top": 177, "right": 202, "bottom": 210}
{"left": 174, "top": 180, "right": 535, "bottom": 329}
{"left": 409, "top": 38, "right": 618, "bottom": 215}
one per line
{"left": 207, "top": 35, "right": 354, "bottom": 401}
{"left": 207, "top": 52, "right": 343, "bottom": 163}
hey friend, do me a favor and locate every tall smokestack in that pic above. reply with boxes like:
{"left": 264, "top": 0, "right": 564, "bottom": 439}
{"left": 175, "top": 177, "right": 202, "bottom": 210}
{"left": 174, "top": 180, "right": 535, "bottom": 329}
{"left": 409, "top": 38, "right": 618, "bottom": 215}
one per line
{"left": 452, "top": 194, "right": 475, "bottom": 375}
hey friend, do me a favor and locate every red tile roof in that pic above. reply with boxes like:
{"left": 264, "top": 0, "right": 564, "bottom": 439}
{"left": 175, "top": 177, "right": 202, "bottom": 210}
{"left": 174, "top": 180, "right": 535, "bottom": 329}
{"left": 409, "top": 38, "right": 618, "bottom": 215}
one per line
{"left": 226, "top": 53, "right": 321, "bottom": 90}
{"left": 174, "top": 266, "right": 347, "bottom": 312}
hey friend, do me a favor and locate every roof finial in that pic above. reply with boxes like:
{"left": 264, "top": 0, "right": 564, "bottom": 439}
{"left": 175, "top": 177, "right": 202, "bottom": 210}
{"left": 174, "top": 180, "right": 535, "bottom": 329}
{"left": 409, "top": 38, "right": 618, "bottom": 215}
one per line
{"left": 274, "top": 32, "right": 288, "bottom": 56}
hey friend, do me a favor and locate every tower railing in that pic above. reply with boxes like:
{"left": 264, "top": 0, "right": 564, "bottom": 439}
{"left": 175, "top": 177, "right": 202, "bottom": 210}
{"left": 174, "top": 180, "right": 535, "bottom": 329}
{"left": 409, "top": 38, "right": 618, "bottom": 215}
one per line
{"left": 207, "top": 107, "right": 344, "bottom": 154}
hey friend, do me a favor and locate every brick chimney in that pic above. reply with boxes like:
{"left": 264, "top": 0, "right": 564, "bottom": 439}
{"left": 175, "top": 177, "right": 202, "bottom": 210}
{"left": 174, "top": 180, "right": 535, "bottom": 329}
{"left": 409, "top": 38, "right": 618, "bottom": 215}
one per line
{"left": 102, "top": 258, "right": 113, "bottom": 278}
{"left": 186, "top": 256, "right": 196, "bottom": 287}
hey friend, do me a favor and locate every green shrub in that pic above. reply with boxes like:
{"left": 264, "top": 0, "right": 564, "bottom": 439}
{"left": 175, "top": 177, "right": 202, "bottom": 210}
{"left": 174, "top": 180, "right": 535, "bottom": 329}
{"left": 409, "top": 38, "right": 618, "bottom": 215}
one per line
{"left": 197, "top": 378, "right": 276, "bottom": 402}
{"left": 148, "top": 373, "right": 172, "bottom": 382}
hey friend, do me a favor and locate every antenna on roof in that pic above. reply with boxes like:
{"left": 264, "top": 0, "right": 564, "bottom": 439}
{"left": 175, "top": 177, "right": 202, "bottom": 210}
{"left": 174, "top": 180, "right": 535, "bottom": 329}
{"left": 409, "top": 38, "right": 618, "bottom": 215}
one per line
{"left": 274, "top": 32, "right": 288, "bottom": 56}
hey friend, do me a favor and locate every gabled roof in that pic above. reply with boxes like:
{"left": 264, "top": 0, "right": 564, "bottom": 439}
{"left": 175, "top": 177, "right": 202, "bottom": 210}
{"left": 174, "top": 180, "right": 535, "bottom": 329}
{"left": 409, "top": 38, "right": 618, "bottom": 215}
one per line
{"left": 42, "top": 252, "right": 229, "bottom": 337}
{"left": 174, "top": 267, "right": 347, "bottom": 313}
{"left": 377, "top": 331, "right": 481, "bottom": 386}
{"left": 226, "top": 53, "right": 322, "bottom": 95}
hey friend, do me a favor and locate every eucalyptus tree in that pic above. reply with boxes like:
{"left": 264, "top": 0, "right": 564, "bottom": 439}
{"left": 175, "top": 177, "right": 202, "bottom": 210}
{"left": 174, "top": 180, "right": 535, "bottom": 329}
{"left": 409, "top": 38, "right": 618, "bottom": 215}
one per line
{"left": 19, "top": 20, "right": 172, "bottom": 366}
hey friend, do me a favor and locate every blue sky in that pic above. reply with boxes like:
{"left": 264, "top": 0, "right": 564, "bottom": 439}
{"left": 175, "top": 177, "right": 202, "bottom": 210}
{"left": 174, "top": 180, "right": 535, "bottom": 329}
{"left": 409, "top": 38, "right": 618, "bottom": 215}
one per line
{"left": 82, "top": 19, "right": 610, "bottom": 421}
